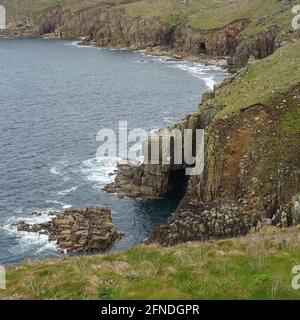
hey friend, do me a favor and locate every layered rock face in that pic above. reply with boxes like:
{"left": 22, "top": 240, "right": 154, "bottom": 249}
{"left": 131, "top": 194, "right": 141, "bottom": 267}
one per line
{"left": 172, "top": 19, "right": 250, "bottom": 57}
{"left": 2, "top": 3, "right": 283, "bottom": 70}
{"left": 16, "top": 208, "right": 121, "bottom": 252}
{"left": 148, "top": 86, "right": 300, "bottom": 245}
{"left": 106, "top": 81, "right": 300, "bottom": 246}
{"left": 228, "top": 26, "right": 280, "bottom": 71}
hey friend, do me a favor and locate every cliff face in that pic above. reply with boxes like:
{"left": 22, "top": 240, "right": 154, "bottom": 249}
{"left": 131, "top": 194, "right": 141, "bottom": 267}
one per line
{"left": 3, "top": 2, "right": 299, "bottom": 246}
{"left": 2, "top": 3, "right": 283, "bottom": 70}
{"left": 107, "top": 38, "right": 300, "bottom": 245}
{"left": 172, "top": 19, "right": 250, "bottom": 57}
{"left": 149, "top": 86, "right": 300, "bottom": 245}
{"left": 106, "top": 85, "right": 300, "bottom": 246}
{"left": 228, "top": 26, "right": 281, "bottom": 71}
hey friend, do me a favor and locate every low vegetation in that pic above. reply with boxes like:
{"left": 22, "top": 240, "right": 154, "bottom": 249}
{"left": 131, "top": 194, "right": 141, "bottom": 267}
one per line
{"left": 210, "top": 40, "right": 300, "bottom": 120}
{"left": 1, "top": 0, "right": 296, "bottom": 35}
{"left": 123, "top": 0, "right": 294, "bottom": 34}
{"left": 1, "top": 226, "right": 300, "bottom": 300}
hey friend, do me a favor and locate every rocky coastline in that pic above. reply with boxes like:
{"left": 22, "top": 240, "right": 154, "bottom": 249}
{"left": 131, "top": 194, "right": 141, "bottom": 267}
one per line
{"left": 105, "top": 63, "right": 300, "bottom": 246}
{"left": 15, "top": 208, "right": 123, "bottom": 253}
{"left": 1, "top": 2, "right": 285, "bottom": 72}
{"left": 3, "top": 0, "right": 300, "bottom": 250}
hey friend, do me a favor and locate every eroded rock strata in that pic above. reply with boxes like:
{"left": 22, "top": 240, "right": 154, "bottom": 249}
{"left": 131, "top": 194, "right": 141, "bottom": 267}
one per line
{"left": 2, "top": 3, "right": 286, "bottom": 70}
{"left": 15, "top": 208, "right": 121, "bottom": 252}
{"left": 108, "top": 82, "right": 300, "bottom": 245}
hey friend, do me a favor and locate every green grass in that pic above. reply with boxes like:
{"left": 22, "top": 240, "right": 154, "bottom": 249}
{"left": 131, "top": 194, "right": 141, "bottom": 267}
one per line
{"left": 209, "top": 40, "right": 300, "bottom": 120}
{"left": 0, "top": 0, "right": 135, "bottom": 22}
{"left": 1, "top": 226, "right": 300, "bottom": 300}
{"left": 123, "top": 0, "right": 295, "bottom": 34}
{"left": 279, "top": 108, "right": 300, "bottom": 136}
{"left": 1, "top": 0, "right": 296, "bottom": 34}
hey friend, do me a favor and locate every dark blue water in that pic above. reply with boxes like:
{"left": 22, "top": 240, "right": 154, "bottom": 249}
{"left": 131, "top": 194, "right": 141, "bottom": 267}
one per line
{"left": 0, "top": 39, "right": 228, "bottom": 264}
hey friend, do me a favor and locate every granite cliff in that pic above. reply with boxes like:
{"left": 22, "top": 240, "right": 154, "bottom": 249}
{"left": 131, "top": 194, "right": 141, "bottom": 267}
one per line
{"left": 1, "top": 0, "right": 294, "bottom": 70}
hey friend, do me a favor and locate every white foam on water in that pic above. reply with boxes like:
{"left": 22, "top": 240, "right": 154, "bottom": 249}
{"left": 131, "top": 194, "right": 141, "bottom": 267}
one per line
{"left": 7, "top": 208, "right": 55, "bottom": 226}
{"left": 57, "top": 186, "right": 78, "bottom": 196}
{"left": 80, "top": 156, "right": 120, "bottom": 188}
{"left": 141, "top": 54, "right": 225, "bottom": 87}
{"left": 3, "top": 223, "right": 58, "bottom": 253}
{"left": 45, "top": 199, "right": 66, "bottom": 206}
{"left": 67, "top": 40, "right": 101, "bottom": 49}
{"left": 50, "top": 161, "right": 71, "bottom": 182}
{"left": 50, "top": 166, "right": 62, "bottom": 175}
{"left": 45, "top": 200, "right": 73, "bottom": 211}
{"left": 62, "top": 204, "right": 72, "bottom": 210}
{"left": 203, "top": 77, "right": 216, "bottom": 91}
{"left": 2, "top": 209, "right": 59, "bottom": 254}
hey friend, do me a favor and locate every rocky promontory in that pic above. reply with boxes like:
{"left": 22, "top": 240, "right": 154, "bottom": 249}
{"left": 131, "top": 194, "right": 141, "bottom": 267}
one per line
{"left": 105, "top": 41, "right": 300, "bottom": 246}
{"left": 15, "top": 208, "right": 122, "bottom": 253}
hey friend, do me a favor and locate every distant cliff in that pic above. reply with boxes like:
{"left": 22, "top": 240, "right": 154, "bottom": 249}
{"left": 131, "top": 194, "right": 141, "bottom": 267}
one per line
{"left": 1, "top": 0, "right": 295, "bottom": 70}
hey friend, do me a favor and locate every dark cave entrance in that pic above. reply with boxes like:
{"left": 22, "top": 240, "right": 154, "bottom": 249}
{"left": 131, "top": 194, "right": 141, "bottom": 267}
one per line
{"left": 198, "top": 42, "right": 207, "bottom": 54}
{"left": 167, "top": 168, "right": 189, "bottom": 200}
{"left": 40, "top": 22, "right": 55, "bottom": 35}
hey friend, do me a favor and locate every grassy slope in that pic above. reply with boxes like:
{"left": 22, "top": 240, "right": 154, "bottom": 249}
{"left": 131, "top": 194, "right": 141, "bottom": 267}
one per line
{"left": 0, "top": 0, "right": 136, "bottom": 21}
{"left": 1, "top": 226, "right": 300, "bottom": 300}
{"left": 123, "top": 0, "right": 294, "bottom": 34}
{"left": 1, "top": 0, "right": 295, "bottom": 35}
{"left": 208, "top": 39, "right": 300, "bottom": 120}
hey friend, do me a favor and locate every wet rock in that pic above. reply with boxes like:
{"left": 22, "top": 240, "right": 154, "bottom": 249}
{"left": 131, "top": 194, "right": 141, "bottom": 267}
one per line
{"left": 15, "top": 208, "right": 122, "bottom": 253}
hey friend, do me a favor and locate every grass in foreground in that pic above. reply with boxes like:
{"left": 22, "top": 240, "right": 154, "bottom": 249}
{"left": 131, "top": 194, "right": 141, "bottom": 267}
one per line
{"left": 1, "top": 226, "right": 300, "bottom": 300}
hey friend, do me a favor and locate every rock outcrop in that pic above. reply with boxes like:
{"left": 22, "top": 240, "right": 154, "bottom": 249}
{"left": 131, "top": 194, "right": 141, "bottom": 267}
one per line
{"left": 228, "top": 26, "right": 280, "bottom": 71}
{"left": 2, "top": 3, "right": 288, "bottom": 70}
{"left": 148, "top": 86, "right": 300, "bottom": 245}
{"left": 105, "top": 78, "right": 300, "bottom": 246}
{"left": 15, "top": 208, "right": 121, "bottom": 252}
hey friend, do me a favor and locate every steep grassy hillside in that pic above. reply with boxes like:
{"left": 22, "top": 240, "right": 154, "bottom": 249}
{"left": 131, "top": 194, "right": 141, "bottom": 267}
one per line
{"left": 1, "top": 0, "right": 296, "bottom": 34}
{"left": 1, "top": 226, "right": 300, "bottom": 300}
{"left": 210, "top": 40, "right": 300, "bottom": 120}
{"left": 123, "top": 0, "right": 295, "bottom": 33}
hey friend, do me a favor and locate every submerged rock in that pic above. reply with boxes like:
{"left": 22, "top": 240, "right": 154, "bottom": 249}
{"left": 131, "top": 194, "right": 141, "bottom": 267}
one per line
{"left": 15, "top": 208, "right": 122, "bottom": 253}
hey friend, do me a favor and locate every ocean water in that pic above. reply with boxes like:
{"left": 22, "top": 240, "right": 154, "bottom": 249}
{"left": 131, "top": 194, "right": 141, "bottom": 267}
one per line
{"left": 0, "top": 39, "right": 229, "bottom": 264}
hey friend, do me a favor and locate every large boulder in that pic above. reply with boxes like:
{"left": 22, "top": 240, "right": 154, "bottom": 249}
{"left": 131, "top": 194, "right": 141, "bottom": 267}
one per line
{"left": 15, "top": 207, "right": 122, "bottom": 253}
